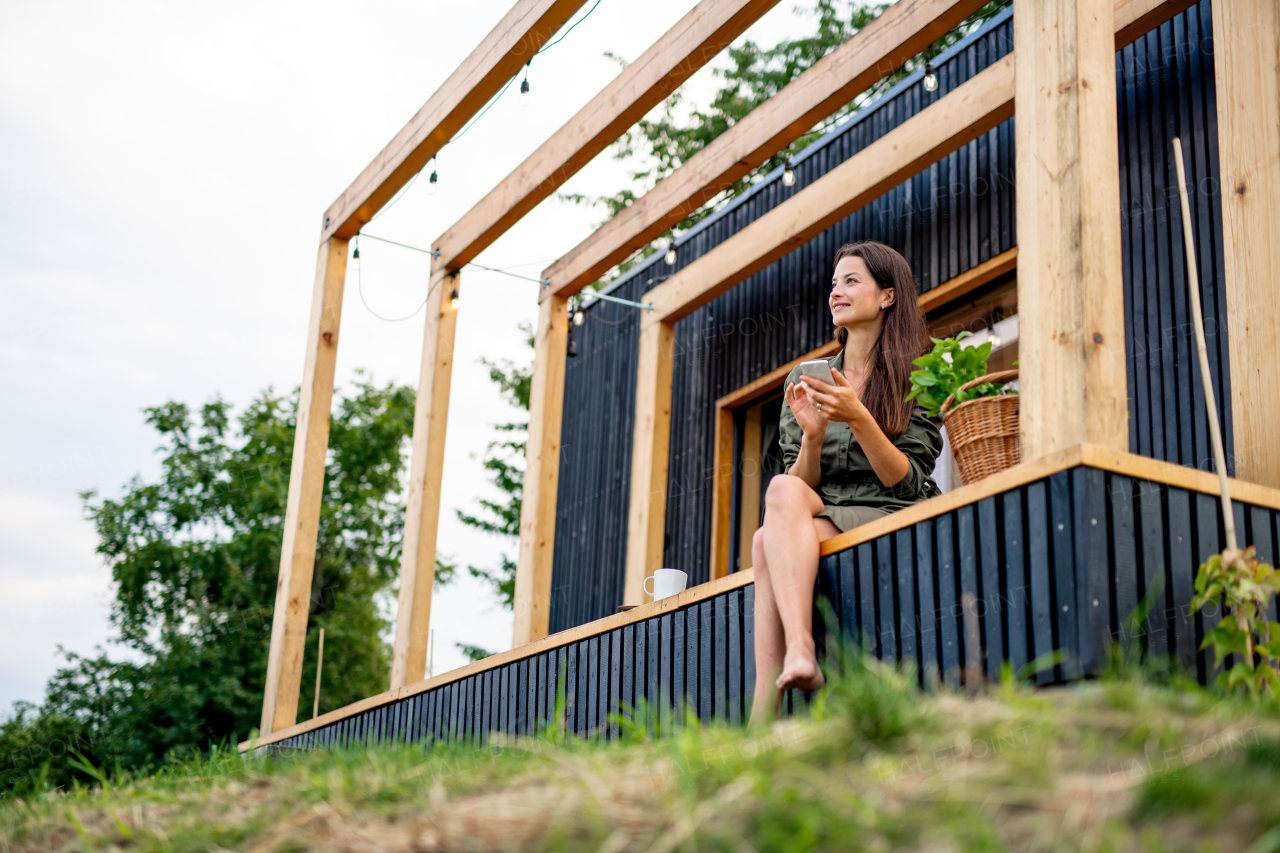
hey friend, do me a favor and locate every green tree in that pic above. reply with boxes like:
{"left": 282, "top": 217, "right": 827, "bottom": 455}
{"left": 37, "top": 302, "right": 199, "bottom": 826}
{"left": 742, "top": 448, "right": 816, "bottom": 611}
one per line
{"left": 1, "top": 375, "right": 418, "bottom": 796}
{"left": 455, "top": 323, "right": 535, "bottom": 610}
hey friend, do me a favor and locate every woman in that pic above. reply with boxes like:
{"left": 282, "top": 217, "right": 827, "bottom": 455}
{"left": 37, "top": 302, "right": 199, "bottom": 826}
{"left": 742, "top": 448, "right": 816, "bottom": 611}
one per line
{"left": 749, "top": 241, "right": 942, "bottom": 725}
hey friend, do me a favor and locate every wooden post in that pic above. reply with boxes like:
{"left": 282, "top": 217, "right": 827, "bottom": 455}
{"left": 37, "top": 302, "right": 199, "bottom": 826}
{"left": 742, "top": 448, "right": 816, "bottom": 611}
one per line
{"left": 625, "top": 318, "right": 676, "bottom": 604}
{"left": 1212, "top": 0, "right": 1280, "bottom": 489}
{"left": 1013, "top": 0, "right": 1128, "bottom": 461}
{"left": 390, "top": 266, "right": 460, "bottom": 689}
{"left": 260, "top": 236, "right": 348, "bottom": 736}
{"left": 512, "top": 295, "right": 569, "bottom": 645}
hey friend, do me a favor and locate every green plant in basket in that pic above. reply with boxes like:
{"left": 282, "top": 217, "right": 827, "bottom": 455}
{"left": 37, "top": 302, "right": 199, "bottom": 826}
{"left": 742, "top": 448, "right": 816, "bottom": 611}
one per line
{"left": 1190, "top": 546, "right": 1280, "bottom": 695}
{"left": 905, "top": 332, "right": 1017, "bottom": 418}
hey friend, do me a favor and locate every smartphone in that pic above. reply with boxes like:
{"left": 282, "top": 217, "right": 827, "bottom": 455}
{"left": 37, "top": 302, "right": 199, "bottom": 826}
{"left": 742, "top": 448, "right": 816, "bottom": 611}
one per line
{"left": 795, "top": 359, "right": 835, "bottom": 385}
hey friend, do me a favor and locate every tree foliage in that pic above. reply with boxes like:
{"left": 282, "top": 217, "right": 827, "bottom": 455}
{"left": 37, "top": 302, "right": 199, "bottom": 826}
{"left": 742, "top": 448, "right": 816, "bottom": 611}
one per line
{"left": 455, "top": 323, "right": 535, "bottom": 610}
{"left": 1, "top": 375, "right": 417, "bottom": 796}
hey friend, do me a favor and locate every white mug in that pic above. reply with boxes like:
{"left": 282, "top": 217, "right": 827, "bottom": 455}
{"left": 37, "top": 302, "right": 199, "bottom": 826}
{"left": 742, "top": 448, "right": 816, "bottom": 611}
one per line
{"left": 643, "top": 568, "right": 688, "bottom": 600}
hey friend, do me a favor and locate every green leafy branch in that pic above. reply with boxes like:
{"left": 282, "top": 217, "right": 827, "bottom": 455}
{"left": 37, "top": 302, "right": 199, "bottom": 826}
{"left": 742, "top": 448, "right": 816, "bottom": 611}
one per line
{"left": 1190, "top": 546, "right": 1280, "bottom": 695}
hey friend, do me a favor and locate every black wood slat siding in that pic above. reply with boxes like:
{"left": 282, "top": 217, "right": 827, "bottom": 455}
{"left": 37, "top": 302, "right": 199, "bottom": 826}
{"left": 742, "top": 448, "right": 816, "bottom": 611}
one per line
{"left": 264, "top": 466, "right": 1277, "bottom": 754}
{"left": 551, "top": 2, "right": 1229, "bottom": 634}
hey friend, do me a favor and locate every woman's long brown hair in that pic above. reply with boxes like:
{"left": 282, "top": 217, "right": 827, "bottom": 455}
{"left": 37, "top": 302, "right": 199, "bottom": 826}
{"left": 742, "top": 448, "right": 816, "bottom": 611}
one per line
{"left": 831, "top": 241, "right": 929, "bottom": 436}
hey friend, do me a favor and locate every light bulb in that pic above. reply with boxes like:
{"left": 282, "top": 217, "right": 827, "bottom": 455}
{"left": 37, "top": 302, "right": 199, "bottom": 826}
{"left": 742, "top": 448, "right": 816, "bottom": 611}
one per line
{"left": 352, "top": 245, "right": 360, "bottom": 260}
{"left": 573, "top": 310, "right": 584, "bottom": 326}
{"left": 450, "top": 288, "right": 459, "bottom": 310}
{"left": 428, "top": 169, "right": 438, "bottom": 195}
{"left": 989, "top": 334, "right": 1001, "bottom": 348}
{"left": 664, "top": 242, "right": 677, "bottom": 266}
{"left": 923, "top": 62, "right": 938, "bottom": 92}
{"left": 519, "top": 77, "right": 530, "bottom": 107}
{"left": 783, "top": 159, "right": 796, "bottom": 186}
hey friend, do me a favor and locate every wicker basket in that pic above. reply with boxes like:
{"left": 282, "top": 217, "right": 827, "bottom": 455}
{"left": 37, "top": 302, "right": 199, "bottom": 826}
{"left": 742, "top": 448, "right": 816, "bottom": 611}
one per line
{"left": 940, "top": 369, "right": 1020, "bottom": 485}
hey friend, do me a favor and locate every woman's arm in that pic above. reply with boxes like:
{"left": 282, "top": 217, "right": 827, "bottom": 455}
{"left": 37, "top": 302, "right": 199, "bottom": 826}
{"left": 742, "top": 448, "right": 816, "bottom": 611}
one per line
{"left": 783, "top": 381, "right": 827, "bottom": 489}
{"left": 800, "top": 369, "right": 909, "bottom": 487}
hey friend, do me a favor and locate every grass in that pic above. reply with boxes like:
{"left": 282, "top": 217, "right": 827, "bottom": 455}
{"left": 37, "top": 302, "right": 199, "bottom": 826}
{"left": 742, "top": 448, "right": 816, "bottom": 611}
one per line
{"left": 4, "top": 652, "right": 1280, "bottom": 852}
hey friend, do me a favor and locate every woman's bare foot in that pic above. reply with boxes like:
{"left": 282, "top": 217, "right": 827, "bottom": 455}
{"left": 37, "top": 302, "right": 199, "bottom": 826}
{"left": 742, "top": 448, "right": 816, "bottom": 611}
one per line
{"left": 775, "top": 643, "right": 825, "bottom": 693}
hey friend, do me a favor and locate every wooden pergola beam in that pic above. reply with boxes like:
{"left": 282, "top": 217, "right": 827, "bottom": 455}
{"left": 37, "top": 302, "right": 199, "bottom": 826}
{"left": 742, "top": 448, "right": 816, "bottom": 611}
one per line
{"left": 390, "top": 266, "right": 460, "bottom": 690}
{"left": 433, "top": 0, "right": 782, "bottom": 273}
{"left": 541, "top": 0, "right": 991, "bottom": 299}
{"left": 511, "top": 296, "right": 569, "bottom": 646}
{"left": 319, "top": 0, "right": 590, "bottom": 242}
{"left": 1212, "top": 0, "right": 1280, "bottom": 489}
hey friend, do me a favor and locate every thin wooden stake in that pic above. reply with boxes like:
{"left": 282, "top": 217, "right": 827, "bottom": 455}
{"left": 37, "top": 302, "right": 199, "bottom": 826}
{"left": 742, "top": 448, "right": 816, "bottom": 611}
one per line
{"left": 312, "top": 628, "right": 325, "bottom": 721}
{"left": 1172, "top": 138, "right": 1238, "bottom": 556}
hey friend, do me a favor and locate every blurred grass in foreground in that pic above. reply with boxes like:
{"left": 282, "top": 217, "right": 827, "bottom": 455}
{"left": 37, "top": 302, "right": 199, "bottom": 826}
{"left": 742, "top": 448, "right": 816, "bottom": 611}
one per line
{"left": 4, "top": 649, "right": 1280, "bottom": 852}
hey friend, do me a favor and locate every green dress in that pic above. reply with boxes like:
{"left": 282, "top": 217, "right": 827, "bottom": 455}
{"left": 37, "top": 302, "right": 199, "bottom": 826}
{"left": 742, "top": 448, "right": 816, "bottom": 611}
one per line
{"left": 778, "top": 350, "right": 944, "bottom": 532}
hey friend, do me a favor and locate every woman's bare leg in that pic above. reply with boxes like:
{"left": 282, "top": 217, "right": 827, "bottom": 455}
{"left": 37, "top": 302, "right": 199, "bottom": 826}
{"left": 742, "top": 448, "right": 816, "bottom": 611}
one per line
{"left": 760, "top": 476, "right": 838, "bottom": 693}
{"left": 748, "top": 528, "right": 784, "bottom": 726}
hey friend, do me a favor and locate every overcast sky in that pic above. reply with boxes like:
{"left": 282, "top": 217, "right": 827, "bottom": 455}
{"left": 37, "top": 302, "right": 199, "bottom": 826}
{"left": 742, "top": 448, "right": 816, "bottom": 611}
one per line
{"left": 0, "top": 0, "right": 818, "bottom": 712}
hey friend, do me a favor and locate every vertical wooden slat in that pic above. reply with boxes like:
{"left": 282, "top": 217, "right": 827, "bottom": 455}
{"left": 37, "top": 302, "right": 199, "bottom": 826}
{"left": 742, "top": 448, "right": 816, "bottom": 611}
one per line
{"left": 659, "top": 614, "right": 674, "bottom": 728}
{"left": 1002, "top": 492, "right": 1028, "bottom": 673}
{"left": 1073, "top": 467, "right": 1111, "bottom": 674}
{"left": 622, "top": 624, "right": 636, "bottom": 722}
{"left": 684, "top": 600, "right": 700, "bottom": 721}
{"left": 1026, "top": 481, "right": 1056, "bottom": 683}
{"left": 977, "top": 497, "right": 1003, "bottom": 676}
{"left": 956, "top": 507, "right": 980, "bottom": 674}
{"left": 1167, "top": 487, "right": 1196, "bottom": 671}
{"left": 915, "top": 519, "right": 939, "bottom": 684}
{"left": 894, "top": 530, "right": 918, "bottom": 670}
{"left": 672, "top": 613, "right": 686, "bottom": 730}
{"left": 713, "top": 595, "right": 728, "bottom": 721}
{"left": 260, "top": 236, "right": 348, "bottom": 735}
{"left": 935, "top": 514, "right": 959, "bottom": 682}
{"left": 584, "top": 637, "right": 597, "bottom": 738}
{"left": 1050, "top": 471, "right": 1081, "bottom": 678}
{"left": 1014, "top": 0, "right": 1128, "bottom": 461}
{"left": 607, "top": 630, "right": 621, "bottom": 739}
{"left": 875, "top": 536, "right": 897, "bottom": 662}
{"left": 742, "top": 585, "right": 755, "bottom": 717}
{"left": 699, "top": 602, "right": 713, "bottom": 720}
{"left": 854, "top": 542, "right": 874, "bottom": 656}
{"left": 635, "top": 620, "right": 649, "bottom": 728}
{"left": 728, "top": 590, "right": 743, "bottom": 725}
{"left": 513, "top": 295, "right": 570, "bottom": 645}
{"left": 1212, "top": 0, "right": 1280, "bottom": 489}
{"left": 1136, "top": 478, "right": 1167, "bottom": 660}
{"left": 391, "top": 268, "right": 461, "bottom": 689}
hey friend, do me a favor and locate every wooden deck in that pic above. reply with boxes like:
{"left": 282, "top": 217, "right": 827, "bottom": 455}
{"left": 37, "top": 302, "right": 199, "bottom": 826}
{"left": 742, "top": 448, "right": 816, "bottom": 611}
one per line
{"left": 241, "top": 445, "right": 1280, "bottom": 753}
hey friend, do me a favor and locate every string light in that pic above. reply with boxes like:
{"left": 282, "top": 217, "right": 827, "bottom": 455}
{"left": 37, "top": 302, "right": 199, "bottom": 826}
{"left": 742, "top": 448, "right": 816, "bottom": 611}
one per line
{"left": 923, "top": 62, "right": 938, "bottom": 92}
{"left": 519, "top": 63, "right": 531, "bottom": 107}
{"left": 428, "top": 168, "right": 438, "bottom": 195}
{"left": 450, "top": 287, "right": 459, "bottom": 310}
{"left": 989, "top": 334, "right": 1001, "bottom": 348}
{"left": 783, "top": 158, "right": 796, "bottom": 186}
{"left": 573, "top": 310, "right": 584, "bottom": 325}
{"left": 352, "top": 245, "right": 360, "bottom": 260}
{"left": 664, "top": 241, "right": 677, "bottom": 265}
{"left": 566, "top": 325, "right": 579, "bottom": 357}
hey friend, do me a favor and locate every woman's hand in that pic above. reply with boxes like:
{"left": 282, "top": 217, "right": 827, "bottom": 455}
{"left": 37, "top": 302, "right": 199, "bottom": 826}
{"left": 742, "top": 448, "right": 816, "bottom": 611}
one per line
{"left": 785, "top": 381, "right": 828, "bottom": 440}
{"left": 799, "top": 368, "right": 867, "bottom": 427}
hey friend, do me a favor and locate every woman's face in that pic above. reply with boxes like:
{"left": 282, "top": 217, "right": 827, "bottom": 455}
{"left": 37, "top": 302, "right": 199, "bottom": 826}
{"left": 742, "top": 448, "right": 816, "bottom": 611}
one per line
{"left": 829, "top": 255, "right": 892, "bottom": 328}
